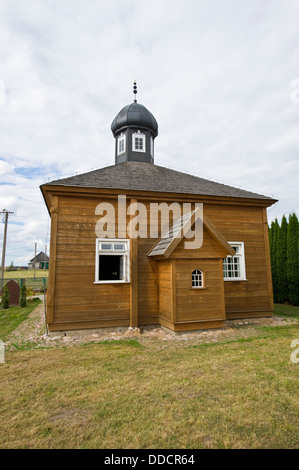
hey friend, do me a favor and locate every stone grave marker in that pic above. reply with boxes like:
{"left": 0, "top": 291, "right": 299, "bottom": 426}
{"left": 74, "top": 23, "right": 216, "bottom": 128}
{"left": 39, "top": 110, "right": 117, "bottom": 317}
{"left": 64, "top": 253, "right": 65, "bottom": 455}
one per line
{"left": 3, "top": 280, "right": 20, "bottom": 306}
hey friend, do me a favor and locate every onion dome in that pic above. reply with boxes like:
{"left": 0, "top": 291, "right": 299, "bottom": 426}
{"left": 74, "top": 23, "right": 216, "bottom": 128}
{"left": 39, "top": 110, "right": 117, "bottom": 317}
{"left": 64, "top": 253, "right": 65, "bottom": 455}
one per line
{"left": 111, "top": 102, "right": 158, "bottom": 138}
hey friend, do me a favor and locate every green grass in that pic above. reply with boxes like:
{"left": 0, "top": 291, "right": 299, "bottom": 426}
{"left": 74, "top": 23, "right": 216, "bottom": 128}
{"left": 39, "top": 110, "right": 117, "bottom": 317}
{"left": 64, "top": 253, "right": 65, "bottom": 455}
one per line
{"left": 274, "top": 303, "right": 299, "bottom": 320}
{"left": 0, "top": 301, "right": 298, "bottom": 448}
{"left": 0, "top": 300, "right": 41, "bottom": 341}
{"left": 0, "top": 323, "right": 298, "bottom": 449}
{"left": 4, "top": 270, "right": 48, "bottom": 279}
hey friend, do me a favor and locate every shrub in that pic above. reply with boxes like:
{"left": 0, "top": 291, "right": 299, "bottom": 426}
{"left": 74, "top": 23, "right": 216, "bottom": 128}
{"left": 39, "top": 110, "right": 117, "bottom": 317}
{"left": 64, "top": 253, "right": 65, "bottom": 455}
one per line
{"left": 19, "top": 284, "right": 27, "bottom": 308}
{"left": 26, "top": 287, "right": 34, "bottom": 298}
{"left": 1, "top": 285, "right": 10, "bottom": 309}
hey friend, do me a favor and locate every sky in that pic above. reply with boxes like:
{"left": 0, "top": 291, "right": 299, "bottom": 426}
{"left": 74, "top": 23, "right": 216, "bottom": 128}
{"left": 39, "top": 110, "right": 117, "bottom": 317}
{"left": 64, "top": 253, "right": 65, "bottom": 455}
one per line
{"left": 0, "top": 0, "right": 298, "bottom": 266}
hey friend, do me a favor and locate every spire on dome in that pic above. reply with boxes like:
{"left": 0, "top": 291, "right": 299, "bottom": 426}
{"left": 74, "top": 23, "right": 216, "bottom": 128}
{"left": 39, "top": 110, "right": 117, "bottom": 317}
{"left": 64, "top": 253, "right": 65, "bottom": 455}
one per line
{"left": 133, "top": 80, "right": 137, "bottom": 103}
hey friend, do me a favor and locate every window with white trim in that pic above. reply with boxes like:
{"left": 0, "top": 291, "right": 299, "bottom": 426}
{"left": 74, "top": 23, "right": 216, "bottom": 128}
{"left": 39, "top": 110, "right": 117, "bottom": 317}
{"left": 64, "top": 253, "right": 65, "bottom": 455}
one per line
{"left": 95, "top": 239, "right": 130, "bottom": 283}
{"left": 223, "top": 242, "right": 246, "bottom": 280}
{"left": 117, "top": 134, "right": 126, "bottom": 155}
{"left": 192, "top": 269, "right": 204, "bottom": 288}
{"left": 132, "top": 131, "right": 145, "bottom": 152}
{"left": 150, "top": 136, "right": 154, "bottom": 157}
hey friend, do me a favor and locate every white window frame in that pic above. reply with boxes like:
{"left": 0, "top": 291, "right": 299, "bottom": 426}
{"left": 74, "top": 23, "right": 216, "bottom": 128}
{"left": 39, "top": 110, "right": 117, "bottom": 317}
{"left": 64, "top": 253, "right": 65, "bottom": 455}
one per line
{"left": 132, "top": 131, "right": 146, "bottom": 153}
{"left": 223, "top": 242, "right": 246, "bottom": 281}
{"left": 117, "top": 133, "right": 126, "bottom": 155}
{"left": 192, "top": 269, "right": 204, "bottom": 289}
{"left": 150, "top": 136, "right": 154, "bottom": 157}
{"left": 95, "top": 238, "right": 130, "bottom": 284}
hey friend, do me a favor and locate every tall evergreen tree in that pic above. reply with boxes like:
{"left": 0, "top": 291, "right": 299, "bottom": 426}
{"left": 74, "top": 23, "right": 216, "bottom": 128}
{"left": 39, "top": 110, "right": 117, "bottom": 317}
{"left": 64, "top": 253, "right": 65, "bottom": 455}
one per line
{"left": 276, "top": 215, "right": 288, "bottom": 303}
{"left": 287, "top": 213, "right": 299, "bottom": 306}
{"left": 269, "top": 223, "right": 273, "bottom": 254}
{"left": 270, "top": 219, "right": 279, "bottom": 302}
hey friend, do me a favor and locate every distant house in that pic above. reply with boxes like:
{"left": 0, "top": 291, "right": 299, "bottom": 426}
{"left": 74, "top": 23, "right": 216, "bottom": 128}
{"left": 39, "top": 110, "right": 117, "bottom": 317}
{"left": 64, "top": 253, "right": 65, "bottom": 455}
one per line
{"left": 28, "top": 252, "right": 49, "bottom": 270}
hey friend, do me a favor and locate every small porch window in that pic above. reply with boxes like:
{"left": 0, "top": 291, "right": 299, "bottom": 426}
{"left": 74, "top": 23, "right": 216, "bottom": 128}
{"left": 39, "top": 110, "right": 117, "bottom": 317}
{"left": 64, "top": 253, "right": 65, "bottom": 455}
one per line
{"left": 192, "top": 269, "right": 204, "bottom": 288}
{"left": 95, "top": 239, "right": 130, "bottom": 284}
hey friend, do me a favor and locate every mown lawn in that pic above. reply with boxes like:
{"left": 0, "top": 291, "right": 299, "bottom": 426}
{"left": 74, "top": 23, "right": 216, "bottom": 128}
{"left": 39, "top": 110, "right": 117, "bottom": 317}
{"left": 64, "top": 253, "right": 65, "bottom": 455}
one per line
{"left": 4, "top": 270, "right": 49, "bottom": 279}
{"left": 274, "top": 303, "right": 299, "bottom": 319}
{"left": 0, "top": 300, "right": 41, "bottom": 341}
{"left": 0, "top": 321, "right": 298, "bottom": 449}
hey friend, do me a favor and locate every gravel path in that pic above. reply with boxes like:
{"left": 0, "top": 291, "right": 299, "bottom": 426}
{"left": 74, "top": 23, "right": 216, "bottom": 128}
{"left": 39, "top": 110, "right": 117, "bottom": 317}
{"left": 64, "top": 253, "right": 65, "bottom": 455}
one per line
{"left": 4, "top": 301, "right": 298, "bottom": 350}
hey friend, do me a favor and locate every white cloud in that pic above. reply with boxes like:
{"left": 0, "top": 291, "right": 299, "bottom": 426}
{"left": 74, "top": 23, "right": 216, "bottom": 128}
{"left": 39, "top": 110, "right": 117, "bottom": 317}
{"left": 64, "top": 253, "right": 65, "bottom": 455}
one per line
{"left": 0, "top": 0, "right": 299, "bottom": 263}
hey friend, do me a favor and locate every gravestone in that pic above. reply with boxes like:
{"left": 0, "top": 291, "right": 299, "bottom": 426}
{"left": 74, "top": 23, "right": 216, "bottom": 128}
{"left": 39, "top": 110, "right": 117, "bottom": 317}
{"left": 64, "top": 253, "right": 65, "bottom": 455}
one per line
{"left": 3, "top": 280, "right": 20, "bottom": 306}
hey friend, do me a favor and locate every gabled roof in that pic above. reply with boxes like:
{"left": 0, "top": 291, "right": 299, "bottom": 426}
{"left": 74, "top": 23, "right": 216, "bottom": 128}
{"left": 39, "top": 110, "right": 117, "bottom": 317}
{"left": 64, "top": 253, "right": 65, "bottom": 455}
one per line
{"left": 41, "top": 161, "right": 276, "bottom": 203}
{"left": 29, "top": 251, "right": 49, "bottom": 263}
{"left": 147, "top": 207, "right": 235, "bottom": 259}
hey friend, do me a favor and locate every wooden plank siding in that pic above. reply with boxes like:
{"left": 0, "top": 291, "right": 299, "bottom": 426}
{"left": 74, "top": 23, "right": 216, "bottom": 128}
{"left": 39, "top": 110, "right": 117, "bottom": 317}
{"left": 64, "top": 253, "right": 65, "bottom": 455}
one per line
{"left": 174, "top": 259, "right": 225, "bottom": 328}
{"left": 158, "top": 260, "right": 173, "bottom": 325}
{"left": 47, "top": 192, "right": 273, "bottom": 331}
{"left": 49, "top": 195, "right": 131, "bottom": 330}
{"left": 204, "top": 204, "right": 273, "bottom": 318}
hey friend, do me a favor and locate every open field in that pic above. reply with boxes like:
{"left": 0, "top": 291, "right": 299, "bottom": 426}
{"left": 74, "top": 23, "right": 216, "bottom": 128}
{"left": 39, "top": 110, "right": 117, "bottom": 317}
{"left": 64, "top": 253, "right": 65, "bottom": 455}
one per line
{"left": 4, "top": 270, "right": 49, "bottom": 279}
{"left": 0, "top": 303, "right": 298, "bottom": 449}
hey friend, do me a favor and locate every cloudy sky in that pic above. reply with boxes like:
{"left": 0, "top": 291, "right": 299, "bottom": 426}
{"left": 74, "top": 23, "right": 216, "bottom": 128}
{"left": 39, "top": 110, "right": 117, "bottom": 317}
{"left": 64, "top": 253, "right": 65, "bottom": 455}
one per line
{"left": 0, "top": 0, "right": 298, "bottom": 266}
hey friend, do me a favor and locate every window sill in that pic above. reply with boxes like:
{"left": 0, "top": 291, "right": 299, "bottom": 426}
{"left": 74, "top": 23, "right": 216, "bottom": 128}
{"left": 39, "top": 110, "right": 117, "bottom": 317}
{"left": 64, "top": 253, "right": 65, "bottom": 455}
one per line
{"left": 224, "top": 278, "right": 248, "bottom": 282}
{"left": 94, "top": 281, "right": 130, "bottom": 285}
{"left": 190, "top": 287, "right": 208, "bottom": 290}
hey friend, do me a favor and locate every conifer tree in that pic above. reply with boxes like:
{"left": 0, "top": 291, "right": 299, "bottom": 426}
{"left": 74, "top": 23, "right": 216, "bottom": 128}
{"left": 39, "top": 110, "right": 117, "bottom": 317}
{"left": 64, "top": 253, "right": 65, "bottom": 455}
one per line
{"left": 270, "top": 219, "right": 279, "bottom": 302}
{"left": 287, "top": 213, "right": 299, "bottom": 305}
{"left": 1, "top": 285, "right": 10, "bottom": 309}
{"left": 269, "top": 223, "right": 273, "bottom": 254}
{"left": 19, "top": 284, "right": 27, "bottom": 308}
{"left": 276, "top": 215, "right": 288, "bottom": 303}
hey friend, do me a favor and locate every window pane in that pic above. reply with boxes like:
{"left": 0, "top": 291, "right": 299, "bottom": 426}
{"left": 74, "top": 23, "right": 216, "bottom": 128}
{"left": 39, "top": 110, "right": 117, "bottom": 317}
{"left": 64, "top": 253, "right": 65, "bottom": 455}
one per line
{"left": 101, "top": 243, "right": 112, "bottom": 250}
{"left": 114, "top": 243, "right": 125, "bottom": 250}
{"left": 99, "top": 255, "right": 124, "bottom": 280}
{"left": 223, "top": 255, "right": 241, "bottom": 278}
{"left": 191, "top": 269, "right": 203, "bottom": 287}
{"left": 135, "top": 137, "right": 143, "bottom": 149}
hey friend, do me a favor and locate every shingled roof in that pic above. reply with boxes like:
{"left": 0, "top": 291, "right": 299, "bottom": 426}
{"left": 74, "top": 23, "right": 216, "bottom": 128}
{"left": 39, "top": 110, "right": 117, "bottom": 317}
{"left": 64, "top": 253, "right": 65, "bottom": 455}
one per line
{"left": 42, "top": 161, "right": 276, "bottom": 201}
{"left": 29, "top": 251, "right": 49, "bottom": 263}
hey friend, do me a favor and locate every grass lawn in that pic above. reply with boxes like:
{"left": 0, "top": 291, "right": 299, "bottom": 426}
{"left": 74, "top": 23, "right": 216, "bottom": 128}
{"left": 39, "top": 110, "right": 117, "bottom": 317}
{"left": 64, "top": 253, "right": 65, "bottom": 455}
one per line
{"left": 0, "top": 300, "right": 41, "bottom": 341}
{"left": 0, "top": 318, "right": 298, "bottom": 448}
{"left": 4, "top": 270, "right": 49, "bottom": 279}
{"left": 274, "top": 303, "right": 299, "bottom": 320}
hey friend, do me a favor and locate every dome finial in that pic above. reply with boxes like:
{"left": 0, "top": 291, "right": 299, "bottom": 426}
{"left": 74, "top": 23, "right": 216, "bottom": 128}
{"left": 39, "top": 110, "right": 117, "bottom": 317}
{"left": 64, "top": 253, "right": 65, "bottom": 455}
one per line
{"left": 133, "top": 80, "right": 137, "bottom": 103}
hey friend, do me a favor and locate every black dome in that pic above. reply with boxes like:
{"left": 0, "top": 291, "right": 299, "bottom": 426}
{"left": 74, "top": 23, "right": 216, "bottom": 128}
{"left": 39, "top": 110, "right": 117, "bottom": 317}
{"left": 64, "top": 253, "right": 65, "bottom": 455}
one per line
{"left": 111, "top": 102, "right": 158, "bottom": 137}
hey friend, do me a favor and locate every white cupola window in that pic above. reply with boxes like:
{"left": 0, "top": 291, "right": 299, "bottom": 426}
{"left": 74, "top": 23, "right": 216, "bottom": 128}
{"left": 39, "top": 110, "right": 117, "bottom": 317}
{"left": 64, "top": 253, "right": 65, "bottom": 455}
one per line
{"left": 150, "top": 136, "right": 154, "bottom": 157}
{"left": 117, "top": 133, "right": 126, "bottom": 155}
{"left": 132, "top": 131, "right": 146, "bottom": 153}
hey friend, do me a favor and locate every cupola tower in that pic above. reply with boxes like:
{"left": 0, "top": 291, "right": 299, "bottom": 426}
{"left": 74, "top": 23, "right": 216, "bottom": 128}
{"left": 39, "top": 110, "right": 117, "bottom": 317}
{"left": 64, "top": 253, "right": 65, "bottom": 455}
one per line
{"left": 111, "top": 82, "right": 158, "bottom": 165}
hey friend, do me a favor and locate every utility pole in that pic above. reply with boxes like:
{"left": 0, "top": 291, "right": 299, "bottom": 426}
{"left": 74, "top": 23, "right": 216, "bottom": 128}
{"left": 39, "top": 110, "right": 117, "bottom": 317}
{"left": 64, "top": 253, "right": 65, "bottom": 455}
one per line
{"left": 0, "top": 209, "right": 14, "bottom": 292}
{"left": 44, "top": 244, "right": 47, "bottom": 270}
{"left": 34, "top": 242, "right": 37, "bottom": 279}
